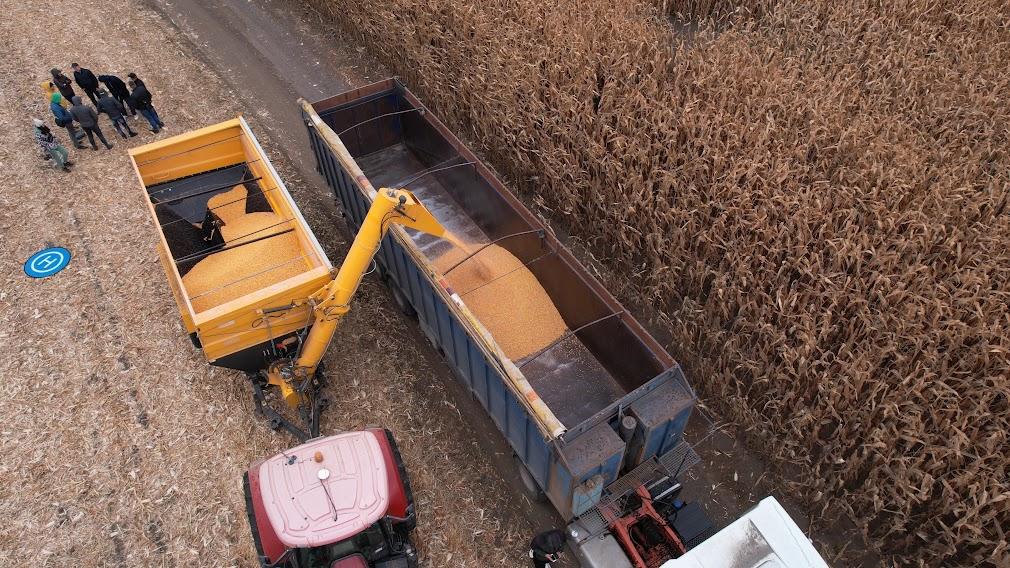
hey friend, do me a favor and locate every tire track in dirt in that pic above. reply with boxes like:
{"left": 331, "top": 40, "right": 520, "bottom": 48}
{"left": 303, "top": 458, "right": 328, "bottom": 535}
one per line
{"left": 67, "top": 208, "right": 152, "bottom": 431}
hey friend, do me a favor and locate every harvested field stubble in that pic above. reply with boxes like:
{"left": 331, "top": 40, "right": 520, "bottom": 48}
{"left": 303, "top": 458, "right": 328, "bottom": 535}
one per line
{"left": 306, "top": 0, "right": 1010, "bottom": 565}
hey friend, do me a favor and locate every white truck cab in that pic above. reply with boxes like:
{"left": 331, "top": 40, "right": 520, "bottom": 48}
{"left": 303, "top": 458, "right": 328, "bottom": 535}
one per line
{"left": 660, "top": 498, "right": 829, "bottom": 568}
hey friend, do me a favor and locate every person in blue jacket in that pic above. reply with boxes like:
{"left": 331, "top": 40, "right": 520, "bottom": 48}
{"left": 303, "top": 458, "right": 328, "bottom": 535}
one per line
{"left": 49, "top": 93, "right": 85, "bottom": 149}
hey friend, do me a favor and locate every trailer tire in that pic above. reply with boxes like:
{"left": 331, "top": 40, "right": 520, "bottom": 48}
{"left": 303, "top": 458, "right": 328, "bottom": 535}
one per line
{"left": 388, "top": 280, "right": 417, "bottom": 319}
{"left": 515, "top": 455, "right": 547, "bottom": 503}
{"left": 189, "top": 332, "right": 202, "bottom": 350}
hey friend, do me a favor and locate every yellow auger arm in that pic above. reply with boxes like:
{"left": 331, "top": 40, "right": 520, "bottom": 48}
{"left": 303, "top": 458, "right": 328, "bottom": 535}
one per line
{"left": 259, "top": 188, "right": 444, "bottom": 437}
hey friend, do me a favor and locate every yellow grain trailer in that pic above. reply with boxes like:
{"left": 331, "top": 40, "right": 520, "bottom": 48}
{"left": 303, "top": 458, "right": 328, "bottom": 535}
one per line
{"left": 130, "top": 117, "right": 445, "bottom": 439}
{"left": 130, "top": 117, "right": 332, "bottom": 436}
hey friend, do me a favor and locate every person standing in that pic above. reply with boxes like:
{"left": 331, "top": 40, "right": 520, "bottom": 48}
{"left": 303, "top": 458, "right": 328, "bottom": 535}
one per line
{"left": 69, "top": 96, "right": 113, "bottom": 150}
{"left": 50, "top": 93, "right": 86, "bottom": 149}
{"left": 96, "top": 89, "right": 137, "bottom": 138}
{"left": 41, "top": 80, "right": 69, "bottom": 107}
{"left": 50, "top": 68, "right": 76, "bottom": 102}
{"left": 98, "top": 73, "right": 136, "bottom": 116}
{"left": 129, "top": 80, "right": 164, "bottom": 133}
{"left": 33, "top": 119, "right": 74, "bottom": 172}
{"left": 528, "top": 529, "right": 566, "bottom": 568}
{"left": 127, "top": 72, "right": 145, "bottom": 88}
{"left": 72, "top": 63, "right": 101, "bottom": 105}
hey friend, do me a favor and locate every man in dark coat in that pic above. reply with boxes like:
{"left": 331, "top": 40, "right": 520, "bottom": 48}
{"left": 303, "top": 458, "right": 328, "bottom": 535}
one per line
{"left": 127, "top": 72, "right": 145, "bottom": 88}
{"left": 71, "top": 63, "right": 100, "bottom": 105}
{"left": 98, "top": 74, "right": 136, "bottom": 116}
{"left": 129, "top": 80, "right": 164, "bottom": 133}
{"left": 528, "top": 529, "right": 566, "bottom": 568}
{"left": 69, "top": 96, "right": 113, "bottom": 150}
{"left": 50, "top": 68, "right": 76, "bottom": 102}
{"left": 96, "top": 89, "right": 137, "bottom": 139}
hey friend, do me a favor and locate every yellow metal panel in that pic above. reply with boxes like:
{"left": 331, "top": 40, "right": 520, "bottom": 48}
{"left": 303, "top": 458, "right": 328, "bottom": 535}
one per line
{"left": 197, "top": 267, "right": 332, "bottom": 362}
{"left": 129, "top": 142, "right": 200, "bottom": 328}
{"left": 156, "top": 240, "right": 195, "bottom": 332}
{"left": 130, "top": 119, "right": 245, "bottom": 187}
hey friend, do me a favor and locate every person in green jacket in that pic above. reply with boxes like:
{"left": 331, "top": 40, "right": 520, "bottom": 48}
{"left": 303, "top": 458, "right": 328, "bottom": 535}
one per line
{"left": 49, "top": 93, "right": 86, "bottom": 149}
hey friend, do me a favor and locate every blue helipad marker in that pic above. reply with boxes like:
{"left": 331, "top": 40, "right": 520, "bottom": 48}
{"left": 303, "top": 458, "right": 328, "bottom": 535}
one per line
{"left": 24, "top": 247, "right": 72, "bottom": 279}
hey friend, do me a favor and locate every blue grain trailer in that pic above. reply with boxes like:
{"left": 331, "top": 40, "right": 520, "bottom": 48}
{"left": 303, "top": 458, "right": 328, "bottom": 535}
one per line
{"left": 300, "top": 79, "right": 706, "bottom": 566}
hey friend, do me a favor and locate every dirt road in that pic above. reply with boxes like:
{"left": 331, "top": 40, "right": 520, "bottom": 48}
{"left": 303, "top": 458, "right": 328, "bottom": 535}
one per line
{"left": 141, "top": 0, "right": 376, "bottom": 176}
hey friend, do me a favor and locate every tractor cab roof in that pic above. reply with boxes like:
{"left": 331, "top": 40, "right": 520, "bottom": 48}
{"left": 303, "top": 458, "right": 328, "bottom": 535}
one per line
{"left": 255, "top": 431, "right": 390, "bottom": 549}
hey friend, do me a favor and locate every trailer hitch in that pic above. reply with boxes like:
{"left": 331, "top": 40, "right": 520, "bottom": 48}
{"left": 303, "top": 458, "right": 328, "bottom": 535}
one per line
{"left": 247, "top": 363, "right": 327, "bottom": 442}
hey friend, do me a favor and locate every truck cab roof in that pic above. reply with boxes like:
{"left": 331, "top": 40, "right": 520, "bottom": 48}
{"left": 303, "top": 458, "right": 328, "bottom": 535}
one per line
{"left": 661, "top": 497, "right": 829, "bottom": 568}
{"left": 255, "top": 431, "right": 391, "bottom": 549}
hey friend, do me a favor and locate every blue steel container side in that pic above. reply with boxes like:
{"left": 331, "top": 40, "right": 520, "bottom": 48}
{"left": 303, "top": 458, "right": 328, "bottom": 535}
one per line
{"left": 301, "top": 81, "right": 696, "bottom": 520}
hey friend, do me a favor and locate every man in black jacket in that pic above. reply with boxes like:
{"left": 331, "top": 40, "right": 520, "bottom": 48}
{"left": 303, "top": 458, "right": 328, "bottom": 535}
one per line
{"left": 528, "top": 529, "right": 566, "bottom": 568}
{"left": 129, "top": 80, "right": 164, "bottom": 133}
{"left": 72, "top": 63, "right": 100, "bottom": 105}
{"left": 96, "top": 89, "right": 137, "bottom": 138}
{"left": 50, "top": 68, "right": 76, "bottom": 102}
{"left": 98, "top": 74, "right": 136, "bottom": 116}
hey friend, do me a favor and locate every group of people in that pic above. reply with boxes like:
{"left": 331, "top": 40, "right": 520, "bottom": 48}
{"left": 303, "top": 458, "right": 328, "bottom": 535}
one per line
{"left": 33, "top": 63, "right": 165, "bottom": 172}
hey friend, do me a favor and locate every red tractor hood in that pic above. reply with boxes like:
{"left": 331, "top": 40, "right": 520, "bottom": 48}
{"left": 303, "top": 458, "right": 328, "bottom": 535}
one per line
{"left": 253, "top": 431, "right": 391, "bottom": 549}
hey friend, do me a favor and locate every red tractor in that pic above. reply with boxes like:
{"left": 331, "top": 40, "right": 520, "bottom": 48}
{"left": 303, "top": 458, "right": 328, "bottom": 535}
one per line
{"left": 244, "top": 429, "right": 418, "bottom": 567}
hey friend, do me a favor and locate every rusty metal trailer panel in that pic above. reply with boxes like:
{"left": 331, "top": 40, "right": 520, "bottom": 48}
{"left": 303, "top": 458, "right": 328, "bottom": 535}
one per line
{"left": 300, "top": 79, "right": 695, "bottom": 520}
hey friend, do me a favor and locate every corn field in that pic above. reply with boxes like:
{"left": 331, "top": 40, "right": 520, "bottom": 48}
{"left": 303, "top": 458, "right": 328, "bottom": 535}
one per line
{"left": 307, "top": 0, "right": 1010, "bottom": 565}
